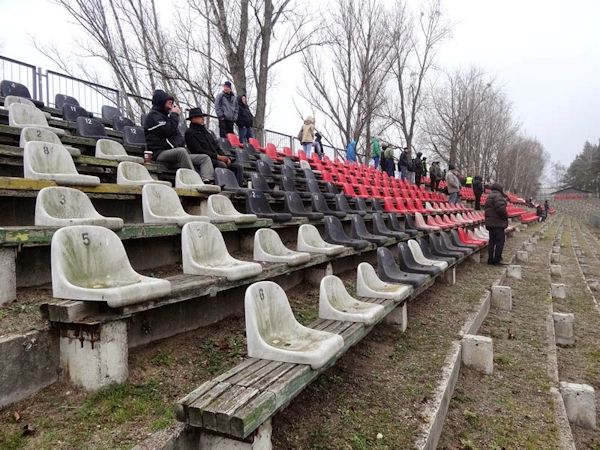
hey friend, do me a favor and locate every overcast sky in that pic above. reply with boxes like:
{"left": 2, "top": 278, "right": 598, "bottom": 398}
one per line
{"left": 1, "top": 0, "right": 599, "bottom": 167}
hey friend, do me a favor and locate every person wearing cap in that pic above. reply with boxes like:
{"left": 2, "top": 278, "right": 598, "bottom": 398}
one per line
{"left": 185, "top": 107, "right": 244, "bottom": 186}
{"left": 484, "top": 182, "right": 508, "bottom": 265}
{"left": 144, "top": 89, "right": 214, "bottom": 181}
{"left": 445, "top": 164, "right": 461, "bottom": 204}
{"left": 215, "top": 81, "right": 239, "bottom": 138}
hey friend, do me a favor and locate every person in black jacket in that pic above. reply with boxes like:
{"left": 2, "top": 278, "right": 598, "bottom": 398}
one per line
{"left": 398, "top": 147, "right": 411, "bottom": 181}
{"left": 185, "top": 107, "right": 244, "bottom": 185}
{"left": 144, "top": 90, "right": 214, "bottom": 181}
{"left": 472, "top": 175, "right": 484, "bottom": 210}
{"left": 414, "top": 151, "right": 424, "bottom": 187}
{"left": 236, "top": 94, "right": 254, "bottom": 143}
{"left": 484, "top": 182, "right": 508, "bottom": 265}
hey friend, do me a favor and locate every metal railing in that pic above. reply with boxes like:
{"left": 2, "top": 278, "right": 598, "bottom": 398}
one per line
{"left": 0, "top": 56, "right": 38, "bottom": 99}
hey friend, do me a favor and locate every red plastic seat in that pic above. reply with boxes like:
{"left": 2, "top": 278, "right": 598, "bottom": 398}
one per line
{"left": 248, "top": 137, "right": 265, "bottom": 152}
{"left": 342, "top": 183, "right": 356, "bottom": 197}
{"left": 297, "top": 149, "right": 307, "bottom": 161}
{"left": 227, "top": 133, "right": 243, "bottom": 148}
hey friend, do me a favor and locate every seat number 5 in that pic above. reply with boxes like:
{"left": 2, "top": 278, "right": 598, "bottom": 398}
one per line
{"left": 82, "top": 232, "right": 90, "bottom": 246}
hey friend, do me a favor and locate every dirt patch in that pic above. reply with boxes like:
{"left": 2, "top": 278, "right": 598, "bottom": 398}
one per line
{"left": 439, "top": 220, "right": 562, "bottom": 449}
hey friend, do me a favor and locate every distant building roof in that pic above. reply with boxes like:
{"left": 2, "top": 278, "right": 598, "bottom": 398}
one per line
{"left": 550, "top": 186, "right": 591, "bottom": 195}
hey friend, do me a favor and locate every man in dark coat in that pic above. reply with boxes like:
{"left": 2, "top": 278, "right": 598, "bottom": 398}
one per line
{"left": 185, "top": 107, "right": 244, "bottom": 185}
{"left": 215, "top": 81, "right": 238, "bottom": 138}
{"left": 484, "top": 182, "right": 509, "bottom": 265}
{"left": 472, "top": 175, "right": 484, "bottom": 210}
{"left": 236, "top": 94, "right": 254, "bottom": 143}
{"left": 144, "top": 89, "right": 214, "bottom": 181}
{"left": 414, "top": 151, "right": 424, "bottom": 187}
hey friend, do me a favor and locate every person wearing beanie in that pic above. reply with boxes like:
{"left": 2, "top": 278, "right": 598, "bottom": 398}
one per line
{"left": 445, "top": 164, "right": 461, "bottom": 204}
{"left": 484, "top": 182, "right": 509, "bottom": 265}
{"left": 144, "top": 89, "right": 214, "bottom": 182}
{"left": 215, "top": 81, "right": 239, "bottom": 138}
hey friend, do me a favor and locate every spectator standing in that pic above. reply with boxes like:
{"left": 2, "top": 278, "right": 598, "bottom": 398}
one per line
{"left": 298, "top": 116, "right": 315, "bottom": 157}
{"left": 472, "top": 175, "right": 484, "bottom": 210}
{"left": 371, "top": 137, "right": 381, "bottom": 169}
{"left": 429, "top": 161, "right": 442, "bottom": 191}
{"left": 383, "top": 144, "right": 395, "bottom": 176}
{"left": 215, "top": 81, "right": 238, "bottom": 138}
{"left": 414, "top": 151, "right": 424, "bottom": 187}
{"left": 421, "top": 157, "right": 428, "bottom": 178}
{"left": 346, "top": 139, "right": 357, "bottom": 162}
{"left": 236, "top": 94, "right": 253, "bottom": 143}
{"left": 445, "top": 164, "right": 461, "bottom": 204}
{"left": 313, "top": 131, "right": 323, "bottom": 158}
{"left": 185, "top": 107, "right": 244, "bottom": 185}
{"left": 398, "top": 147, "right": 411, "bottom": 180}
{"left": 484, "top": 183, "right": 509, "bottom": 265}
{"left": 144, "top": 89, "right": 214, "bottom": 181}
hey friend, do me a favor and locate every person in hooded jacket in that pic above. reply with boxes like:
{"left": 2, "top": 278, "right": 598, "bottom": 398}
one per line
{"left": 414, "top": 151, "right": 424, "bottom": 187}
{"left": 185, "top": 107, "right": 244, "bottom": 186}
{"left": 484, "top": 182, "right": 509, "bottom": 265}
{"left": 398, "top": 147, "right": 411, "bottom": 180}
{"left": 236, "top": 94, "right": 253, "bottom": 143}
{"left": 346, "top": 139, "right": 357, "bottom": 162}
{"left": 371, "top": 137, "right": 381, "bottom": 169}
{"left": 298, "top": 116, "right": 315, "bottom": 157}
{"left": 144, "top": 89, "right": 214, "bottom": 181}
{"left": 472, "top": 175, "right": 484, "bottom": 210}
{"left": 215, "top": 81, "right": 239, "bottom": 138}
{"left": 313, "top": 131, "right": 323, "bottom": 158}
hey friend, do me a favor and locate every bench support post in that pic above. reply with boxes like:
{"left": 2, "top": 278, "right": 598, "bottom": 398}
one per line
{"left": 441, "top": 266, "right": 456, "bottom": 285}
{"left": 0, "top": 248, "right": 17, "bottom": 306}
{"left": 383, "top": 303, "right": 408, "bottom": 332}
{"left": 176, "top": 419, "right": 272, "bottom": 449}
{"left": 60, "top": 320, "right": 128, "bottom": 391}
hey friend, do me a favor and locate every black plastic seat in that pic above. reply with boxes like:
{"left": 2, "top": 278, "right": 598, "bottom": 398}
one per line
{"left": 102, "top": 105, "right": 121, "bottom": 122}
{"left": 123, "top": 126, "right": 146, "bottom": 148}
{"left": 218, "top": 137, "right": 236, "bottom": 154}
{"left": 283, "top": 192, "right": 324, "bottom": 220}
{"left": 355, "top": 197, "right": 371, "bottom": 214}
{"left": 323, "top": 216, "right": 369, "bottom": 250}
{"left": 351, "top": 215, "right": 388, "bottom": 245}
{"left": 335, "top": 194, "right": 366, "bottom": 216}
{"left": 234, "top": 148, "right": 251, "bottom": 165}
{"left": 390, "top": 214, "right": 418, "bottom": 237}
{"left": 113, "top": 115, "right": 135, "bottom": 132}
{"left": 312, "top": 193, "right": 346, "bottom": 219}
{"left": 243, "top": 143, "right": 260, "bottom": 158}
{"left": 376, "top": 247, "right": 429, "bottom": 287}
{"left": 250, "top": 172, "right": 284, "bottom": 198}
{"left": 416, "top": 237, "right": 456, "bottom": 265}
{"left": 281, "top": 176, "right": 311, "bottom": 199}
{"left": 281, "top": 165, "right": 294, "bottom": 179}
{"left": 140, "top": 113, "right": 148, "bottom": 127}
{"left": 1, "top": 80, "right": 44, "bottom": 107}
{"left": 282, "top": 157, "right": 295, "bottom": 170}
{"left": 307, "top": 178, "right": 335, "bottom": 200}
{"left": 62, "top": 104, "right": 90, "bottom": 122}
{"left": 303, "top": 168, "right": 316, "bottom": 180}
{"left": 258, "top": 153, "right": 274, "bottom": 167}
{"left": 215, "top": 168, "right": 249, "bottom": 193}
{"left": 55, "top": 94, "right": 80, "bottom": 109}
{"left": 430, "top": 233, "right": 464, "bottom": 259}
{"left": 439, "top": 231, "right": 471, "bottom": 255}
{"left": 325, "top": 182, "right": 340, "bottom": 196}
{"left": 245, "top": 189, "right": 292, "bottom": 222}
{"left": 372, "top": 213, "right": 408, "bottom": 239}
{"left": 450, "top": 229, "right": 479, "bottom": 251}
{"left": 257, "top": 160, "right": 279, "bottom": 180}
{"left": 76, "top": 116, "right": 108, "bottom": 139}
{"left": 397, "top": 242, "right": 441, "bottom": 276}
{"left": 370, "top": 198, "right": 384, "bottom": 212}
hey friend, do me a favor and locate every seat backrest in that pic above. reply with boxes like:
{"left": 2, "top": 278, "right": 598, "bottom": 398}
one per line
{"left": 280, "top": 176, "right": 297, "bottom": 193}
{"left": 112, "top": 115, "right": 135, "bottom": 132}
{"left": 219, "top": 137, "right": 235, "bottom": 153}
{"left": 372, "top": 213, "right": 389, "bottom": 231}
{"left": 243, "top": 143, "right": 259, "bottom": 157}
{"left": 176, "top": 168, "right": 204, "bottom": 188}
{"left": 37, "top": 186, "right": 96, "bottom": 220}
{"left": 62, "top": 104, "right": 89, "bottom": 122}
{"left": 207, "top": 194, "right": 238, "bottom": 215}
{"left": 246, "top": 189, "right": 273, "bottom": 214}
{"left": 245, "top": 281, "right": 298, "bottom": 340}
{"left": 284, "top": 191, "right": 305, "bottom": 212}
{"left": 325, "top": 182, "right": 339, "bottom": 195}
{"left": 55, "top": 94, "right": 80, "bottom": 110}
{"left": 4, "top": 95, "right": 36, "bottom": 109}
{"left": 76, "top": 116, "right": 106, "bottom": 138}
{"left": 255, "top": 228, "right": 290, "bottom": 256}
{"left": 250, "top": 172, "right": 271, "bottom": 192}
{"left": 257, "top": 160, "right": 274, "bottom": 178}
{"left": 143, "top": 183, "right": 187, "bottom": 216}
{"left": 299, "top": 224, "right": 327, "bottom": 247}
{"left": 281, "top": 165, "right": 294, "bottom": 179}
{"left": 258, "top": 153, "right": 273, "bottom": 166}
{"left": 118, "top": 161, "right": 153, "bottom": 182}
{"left": 182, "top": 221, "right": 229, "bottom": 264}
{"left": 20, "top": 127, "right": 62, "bottom": 148}
{"left": 306, "top": 178, "right": 322, "bottom": 195}
{"left": 9, "top": 103, "right": 48, "bottom": 127}
{"left": 215, "top": 167, "right": 241, "bottom": 189}
{"left": 282, "top": 157, "right": 295, "bottom": 169}
{"left": 324, "top": 215, "right": 346, "bottom": 237}
{"left": 1, "top": 80, "right": 32, "bottom": 98}
{"left": 123, "top": 126, "right": 146, "bottom": 146}
{"left": 312, "top": 193, "right": 332, "bottom": 212}
{"left": 351, "top": 214, "right": 369, "bottom": 234}
{"left": 24, "top": 141, "right": 77, "bottom": 175}
{"left": 248, "top": 137, "right": 262, "bottom": 149}
{"left": 234, "top": 148, "right": 249, "bottom": 164}
{"left": 101, "top": 105, "right": 121, "bottom": 121}
{"left": 335, "top": 193, "right": 351, "bottom": 211}
{"left": 303, "top": 168, "right": 316, "bottom": 180}
{"left": 96, "top": 139, "right": 127, "bottom": 157}
{"left": 355, "top": 197, "right": 369, "bottom": 212}
{"left": 227, "top": 133, "right": 242, "bottom": 147}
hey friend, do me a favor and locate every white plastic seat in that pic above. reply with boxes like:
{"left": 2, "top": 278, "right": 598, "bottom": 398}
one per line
{"left": 9, "top": 103, "right": 65, "bottom": 135}
{"left": 414, "top": 212, "right": 439, "bottom": 231}
{"left": 35, "top": 186, "right": 123, "bottom": 229}
{"left": 245, "top": 281, "right": 344, "bottom": 369}
{"left": 201, "top": 194, "right": 257, "bottom": 223}
{"left": 19, "top": 126, "right": 80, "bottom": 156}
{"left": 51, "top": 225, "right": 171, "bottom": 308}
{"left": 182, "top": 222, "right": 262, "bottom": 281}
{"left": 95, "top": 139, "right": 143, "bottom": 163}
{"left": 254, "top": 228, "right": 311, "bottom": 266}
{"left": 117, "top": 161, "right": 171, "bottom": 186}
{"left": 407, "top": 239, "right": 448, "bottom": 270}
{"left": 297, "top": 224, "right": 345, "bottom": 256}
{"left": 319, "top": 275, "right": 385, "bottom": 325}
{"left": 142, "top": 184, "right": 209, "bottom": 225}
{"left": 356, "top": 262, "right": 412, "bottom": 301}
{"left": 175, "top": 168, "right": 221, "bottom": 193}
{"left": 3, "top": 96, "right": 52, "bottom": 119}
{"left": 23, "top": 141, "right": 100, "bottom": 186}
{"left": 425, "top": 201, "right": 441, "bottom": 213}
